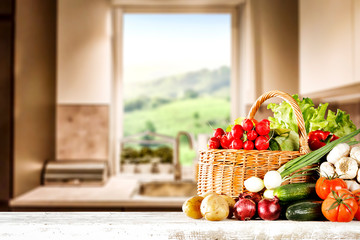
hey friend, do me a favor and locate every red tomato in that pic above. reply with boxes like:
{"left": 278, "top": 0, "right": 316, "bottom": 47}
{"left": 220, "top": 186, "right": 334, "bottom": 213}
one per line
{"left": 315, "top": 176, "right": 347, "bottom": 200}
{"left": 322, "top": 189, "right": 358, "bottom": 222}
{"left": 352, "top": 189, "right": 360, "bottom": 220}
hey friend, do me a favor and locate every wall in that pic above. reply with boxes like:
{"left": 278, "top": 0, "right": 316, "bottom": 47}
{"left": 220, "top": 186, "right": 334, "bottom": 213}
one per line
{"left": 253, "top": 0, "right": 299, "bottom": 96}
{"left": 13, "top": 0, "right": 57, "bottom": 197}
{"left": 56, "top": 0, "right": 112, "bottom": 161}
{"left": 57, "top": 0, "right": 112, "bottom": 104}
{"left": 299, "top": 0, "right": 355, "bottom": 95}
{"left": 239, "top": 0, "right": 299, "bottom": 116}
{"left": 299, "top": 0, "right": 360, "bottom": 130}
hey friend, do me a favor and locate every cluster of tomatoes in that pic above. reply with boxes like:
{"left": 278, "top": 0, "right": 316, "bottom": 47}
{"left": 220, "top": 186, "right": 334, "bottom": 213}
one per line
{"left": 208, "top": 119, "right": 271, "bottom": 150}
{"left": 316, "top": 176, "right": 360, "bottom": 222}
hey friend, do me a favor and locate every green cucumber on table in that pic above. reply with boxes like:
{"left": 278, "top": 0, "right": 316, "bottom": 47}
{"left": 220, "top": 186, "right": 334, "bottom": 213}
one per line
{"left": 273, "top": 183, "right": 316, "bottom": 202}
{"left": 285, "top": 200, "right": 324, "bottom": 221}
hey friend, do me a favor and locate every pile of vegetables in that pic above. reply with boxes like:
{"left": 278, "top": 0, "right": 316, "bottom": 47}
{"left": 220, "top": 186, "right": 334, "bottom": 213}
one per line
{"left": 184, "top": 132, "right": 360, "bottom": 222}
{"left": 182, "top": 193, "right": 235, "bottom": 221}
{"left": 278, "top": 129, "right": 360, "bottom": 179}
{"left": 207, "top": 95, "right": 357, "bottom": 152}
{"left": 183, "top": 190, "right": 282, "bottom": 221}
{"left": 207, "top": 118, "right": 271, "bottom": 150}
{"left": 319, "top": 143, "right": 360, "bottom": 191}
{"left": 185, "top": 93, "right": 360, "bottom": 222}
{"left": 243, "top": 170, "right": 282, "bottom": 199}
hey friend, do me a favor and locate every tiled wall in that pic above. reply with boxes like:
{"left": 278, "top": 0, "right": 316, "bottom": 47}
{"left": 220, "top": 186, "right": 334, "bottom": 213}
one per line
{"left": 56, "top": 105, "right": 109, "bottom": 160}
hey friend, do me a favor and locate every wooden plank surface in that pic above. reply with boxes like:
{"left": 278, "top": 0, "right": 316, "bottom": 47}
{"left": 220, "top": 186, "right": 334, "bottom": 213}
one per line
{"left": 0, "top": 212, "right": 359, "bottom": 240}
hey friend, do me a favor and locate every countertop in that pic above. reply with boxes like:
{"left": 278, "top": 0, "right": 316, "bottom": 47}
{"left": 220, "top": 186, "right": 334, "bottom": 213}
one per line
{"left": 10, "top": 174, "right": 192, "bottom": 209}
{"left": 0, "top": 212, "right": 359, "bottom": 240}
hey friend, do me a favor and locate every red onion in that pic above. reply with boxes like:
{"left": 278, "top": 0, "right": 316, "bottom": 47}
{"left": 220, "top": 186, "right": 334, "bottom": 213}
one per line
{"left": 234, "top": 198, "right": 256, "bottom": 221}
{"left": 257, "top": 197, "right": 281, "bottom": 220}
{"left": 239, "top": 192, "right": 262, "bottom": 204}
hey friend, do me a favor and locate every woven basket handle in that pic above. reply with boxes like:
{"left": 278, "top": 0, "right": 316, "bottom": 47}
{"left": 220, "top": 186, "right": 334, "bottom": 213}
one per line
{"left": 247, "top": 90, "right": 311, "bottom": 154}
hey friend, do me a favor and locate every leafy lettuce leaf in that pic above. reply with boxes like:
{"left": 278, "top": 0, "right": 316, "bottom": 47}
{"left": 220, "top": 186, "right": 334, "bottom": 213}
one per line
{"left": 324, "top": 109, "right": 357, "bottom": 137}
{"left": 269, "top": 129, "right": 300, "bottom": 151}
{"left": 267, "top": 94, "right": 356, "bottom": 138}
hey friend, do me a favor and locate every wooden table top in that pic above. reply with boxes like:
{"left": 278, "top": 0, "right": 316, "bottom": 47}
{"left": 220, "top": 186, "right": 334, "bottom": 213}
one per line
{"left": 0, "top": 212, "right": 359, "bottom": 240}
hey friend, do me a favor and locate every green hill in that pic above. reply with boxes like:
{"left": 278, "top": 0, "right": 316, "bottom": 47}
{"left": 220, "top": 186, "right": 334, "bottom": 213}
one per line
{"left": 124, "top": 97, "right": 231, "bottom": 137}
{"left": 124, "top": 66, "right": 230, "bottom": 100}
{"left": 123, "top": 97, "right": 231, "bottom": 165}
{"left": 122, "top": 66, "right": 231, "bottom": 165}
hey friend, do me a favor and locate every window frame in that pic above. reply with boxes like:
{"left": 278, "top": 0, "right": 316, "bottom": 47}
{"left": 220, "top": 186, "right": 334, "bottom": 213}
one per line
{"left": 110, "top": 4, "right": 243, "bottom": 175}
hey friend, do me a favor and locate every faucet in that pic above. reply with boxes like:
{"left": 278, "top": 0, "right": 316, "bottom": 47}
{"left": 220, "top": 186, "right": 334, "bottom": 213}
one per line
{"left": 174, "top": 131, "right": 194, "bottom": 181}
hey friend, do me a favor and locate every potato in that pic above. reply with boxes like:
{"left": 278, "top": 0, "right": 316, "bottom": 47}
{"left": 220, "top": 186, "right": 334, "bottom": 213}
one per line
{"left": 200, "top": 194, "right": 229, "bottom": 221}
{"left": 220, "top": 195, "right": 236, "bottom": 218}
{"left": 182, "top": 196, "right": 204, "bottom": 219}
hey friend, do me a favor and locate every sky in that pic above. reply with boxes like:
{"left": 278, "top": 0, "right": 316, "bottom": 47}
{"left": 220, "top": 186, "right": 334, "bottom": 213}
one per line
{"left": 123, "top": 14, "right": 231, "bottom": 83}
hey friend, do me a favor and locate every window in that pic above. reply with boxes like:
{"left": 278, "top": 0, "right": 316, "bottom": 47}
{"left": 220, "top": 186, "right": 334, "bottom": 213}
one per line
{"left": 110, "top": 6, "right": 239, "bottom": 175}
{"left": 120, "top": 13, "right": 231, "bottom": 172}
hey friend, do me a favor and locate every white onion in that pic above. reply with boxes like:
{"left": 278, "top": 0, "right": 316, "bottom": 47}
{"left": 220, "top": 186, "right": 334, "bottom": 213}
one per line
{"left": 264, "top": 171, "right": 282, "bottom": 190}
{"left": 244, "top": 177, "right": 264, "bottom": 192}
{"left": 263, "top": 189, "right": 274, "bottom": 199}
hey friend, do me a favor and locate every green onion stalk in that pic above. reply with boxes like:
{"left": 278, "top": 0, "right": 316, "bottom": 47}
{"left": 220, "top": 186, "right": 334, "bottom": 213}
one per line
{"left": 278, "top": 128, "right": 360, "bottom": 179}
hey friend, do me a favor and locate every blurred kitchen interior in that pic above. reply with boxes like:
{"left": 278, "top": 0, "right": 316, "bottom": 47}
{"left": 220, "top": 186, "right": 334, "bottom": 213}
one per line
{"left": 0, "top": 0, "right": 360, "bottom": 211}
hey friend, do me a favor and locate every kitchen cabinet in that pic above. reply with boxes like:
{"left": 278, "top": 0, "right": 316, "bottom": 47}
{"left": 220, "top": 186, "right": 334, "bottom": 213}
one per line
{"left": 0, "top": 212, "right": 359, "bottom": 239}
{"left": 0, "top": 0, "right": 13, "bottom": 208}
{"left": 299, "top": 0, "right": 359, "bottom": 96}
{"left": 0, "top": 0, "right": 12, "bottom": 15}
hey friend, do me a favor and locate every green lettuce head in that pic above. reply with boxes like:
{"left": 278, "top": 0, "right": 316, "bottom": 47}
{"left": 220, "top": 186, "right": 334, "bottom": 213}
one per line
{"left": 267, "top": 94, "right": 356, "bottom": 138}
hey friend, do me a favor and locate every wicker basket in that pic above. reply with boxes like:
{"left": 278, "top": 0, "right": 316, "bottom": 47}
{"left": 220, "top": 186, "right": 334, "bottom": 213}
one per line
{"left": 197, "top": 90, "right": 312, "bottom": 198}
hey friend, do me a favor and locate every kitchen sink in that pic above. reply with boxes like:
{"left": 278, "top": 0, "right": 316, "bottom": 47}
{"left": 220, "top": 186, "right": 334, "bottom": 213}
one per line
{"left": 134, "top": 180, "right": 197, "bottom": 197}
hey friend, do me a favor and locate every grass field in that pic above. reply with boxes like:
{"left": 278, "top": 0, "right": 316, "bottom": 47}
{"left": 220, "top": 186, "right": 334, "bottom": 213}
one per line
{"left": 123, "top": 97, "right": 231, "bottom": 165}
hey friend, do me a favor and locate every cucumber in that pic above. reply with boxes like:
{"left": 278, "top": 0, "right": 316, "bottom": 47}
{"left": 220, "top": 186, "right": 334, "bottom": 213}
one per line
{"left": 279, "top": 199, "right": 319, "bottom": 220}
{"left": 285, "top": 201, "right": 324, "bottom": 221}
{"left": 273, "top": 183, "right": 316, "bottom": 202}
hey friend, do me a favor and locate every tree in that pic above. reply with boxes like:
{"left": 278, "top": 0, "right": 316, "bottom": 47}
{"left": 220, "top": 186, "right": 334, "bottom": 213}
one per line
{"left": 184, "top": 89, "right": 198, "bottom": 99}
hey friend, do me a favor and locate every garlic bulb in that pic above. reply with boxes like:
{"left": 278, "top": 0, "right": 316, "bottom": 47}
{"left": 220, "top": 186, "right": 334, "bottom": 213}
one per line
{"left": 350, "top": 146, "right": 360, "bottom": 164}
{"left": 327, "top": 143, "right": 350, "bottom": 164}
{"left": 334, "top": 157, "right": 358, "bottom": 179}
{"left": 345, "top": 180, "right": 360, "bottom": 192}
{"left": 319, "top": 162, "right": 335, "bottom": 177}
